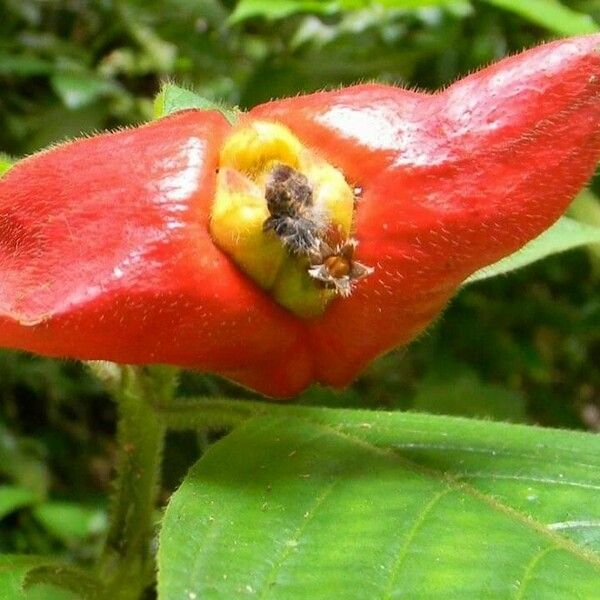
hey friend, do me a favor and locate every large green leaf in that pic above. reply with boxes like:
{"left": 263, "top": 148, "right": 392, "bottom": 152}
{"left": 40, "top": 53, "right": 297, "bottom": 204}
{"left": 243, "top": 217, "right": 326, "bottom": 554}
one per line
{"left": 158, "top": 403, "right": 600, "bottom": 598}
{"left": 466, "top": 216, "right": 600, "bottom": 284}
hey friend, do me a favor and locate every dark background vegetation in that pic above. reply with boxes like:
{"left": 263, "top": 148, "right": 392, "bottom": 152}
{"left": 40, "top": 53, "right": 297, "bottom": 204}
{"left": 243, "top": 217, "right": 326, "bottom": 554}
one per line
{"left": 0, "top": 0, "right": 598, "bottom": 561}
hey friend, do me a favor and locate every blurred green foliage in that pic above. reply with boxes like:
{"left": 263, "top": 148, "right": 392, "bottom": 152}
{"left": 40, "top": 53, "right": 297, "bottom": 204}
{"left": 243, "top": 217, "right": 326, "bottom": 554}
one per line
{"left": 0, "top": 0, "right": 599, "bottom": 563}
{"left": 3, "top": 0, "right": 599, "bottom": 155}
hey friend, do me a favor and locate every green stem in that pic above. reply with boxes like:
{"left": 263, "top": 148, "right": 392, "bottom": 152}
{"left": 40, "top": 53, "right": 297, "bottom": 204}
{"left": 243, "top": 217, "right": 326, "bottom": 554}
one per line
{"left": 154, "top": 397, "right": 333, "bottom": 432}
{"left": 94, "top": 366, "right": 177, "bottom": 600}
{"left": 155, "top": 397, "right": 275, "bottom": 431}
{"left": 87, "top": 370, "right": 289, "bottom": 599}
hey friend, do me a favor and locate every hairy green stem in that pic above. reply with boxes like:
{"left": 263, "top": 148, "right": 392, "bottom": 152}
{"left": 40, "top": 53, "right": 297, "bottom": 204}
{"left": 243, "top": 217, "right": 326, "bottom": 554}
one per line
{"left": 87, "top": 369, "right": 292, "bottom": 599}
{"left": 155, "top": 397, "right": 277, "bottom": 431}
{"left": 94, "top": 366, "right": 177, "bottom": 600}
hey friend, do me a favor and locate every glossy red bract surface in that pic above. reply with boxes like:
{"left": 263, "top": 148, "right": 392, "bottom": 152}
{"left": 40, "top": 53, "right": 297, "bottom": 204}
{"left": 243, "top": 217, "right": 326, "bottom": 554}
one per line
{"left": 1, "top": 35, "right": 599, "bottom": 397}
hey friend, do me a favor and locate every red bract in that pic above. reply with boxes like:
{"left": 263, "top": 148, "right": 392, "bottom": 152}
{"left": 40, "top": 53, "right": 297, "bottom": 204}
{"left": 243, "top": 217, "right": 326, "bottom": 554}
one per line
{"left": 1, "top": 35, "right": 599, "bottom": 397}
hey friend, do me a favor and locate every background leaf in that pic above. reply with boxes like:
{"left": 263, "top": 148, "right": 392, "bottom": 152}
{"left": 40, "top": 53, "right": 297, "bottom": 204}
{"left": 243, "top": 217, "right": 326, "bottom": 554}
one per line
{"left": 0, "top": 154, "right": 13, "bottom": 177}
{"left": 411, "top": 360, "right": 527, "bottom": 421}
{"left": 50, "top": 72, "right": 119, "bottom": 110}
{"left": 0, "top": 556, "right": 77, "bottom": 600}
{"left": 158, "top": 406, "right": 600, "bottom": 599}
{"left": 0, "top": 422, "right": 50, "bottom": 497}
{"left": 230, "top": 0, "right": 598, "bottom": 35}
{"left": 0, "top": 486, "right": 37, "bottom": 521}
{"left": 568, "top": 189, "right": 600, "bottom": 274}
{"left": 481, "top": 0, "right": 598, "bottom": 35}
{"left": 466, "top": 216, "right": 600, "bottom": 284}
{"left": 154, "top": 84, "right": 238, "bottom": 123}
{"left": 32, "top": 502, "right": 107, "bottom": 546}
{"left": 230, "top": 1, "right": 458, "bottom": 23}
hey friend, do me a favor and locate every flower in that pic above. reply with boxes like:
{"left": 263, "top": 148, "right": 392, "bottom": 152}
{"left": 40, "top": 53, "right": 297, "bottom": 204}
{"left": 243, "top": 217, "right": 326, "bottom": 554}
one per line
{"left": 0, "top": 35, "right": 599, "bottom": 397}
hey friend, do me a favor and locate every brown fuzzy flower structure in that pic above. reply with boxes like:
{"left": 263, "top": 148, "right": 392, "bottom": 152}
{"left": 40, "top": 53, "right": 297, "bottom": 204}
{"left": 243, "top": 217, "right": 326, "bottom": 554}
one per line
{"left": 308, "top": 240, "right": 374, "bottom": 297}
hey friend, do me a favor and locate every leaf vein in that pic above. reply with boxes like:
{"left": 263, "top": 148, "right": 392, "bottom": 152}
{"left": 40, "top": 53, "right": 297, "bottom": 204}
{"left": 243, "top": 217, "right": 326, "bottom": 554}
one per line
{"left": 512, "top": 545, "right": 557, "bottom": 600}
{"left": 289, "top": 416, "right": 600, "bottom": 569}
{"left": 257, "top": 480, "right": 338, "bottom": 599}
{"left": 382, "top": 487, "right": 453, "bottom": 599}
{"left": 458, "top": 473, "right": 600, "bottom": 490}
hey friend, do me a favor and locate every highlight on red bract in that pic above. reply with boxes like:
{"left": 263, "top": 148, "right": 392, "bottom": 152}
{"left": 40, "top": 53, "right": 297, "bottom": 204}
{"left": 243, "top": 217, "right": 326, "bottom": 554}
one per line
{"left": 0, "top": 34, "right": 599, "bottom": 397}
